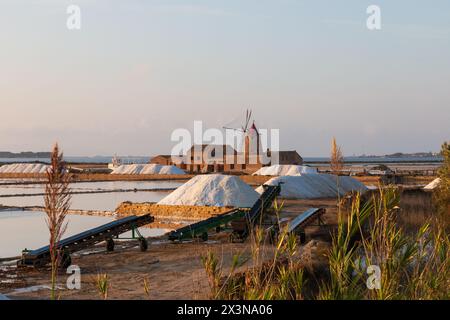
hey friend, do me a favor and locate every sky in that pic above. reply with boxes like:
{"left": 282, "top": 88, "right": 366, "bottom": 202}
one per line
{"left": 0, "top": 0, "right": 449, "bottom": 157}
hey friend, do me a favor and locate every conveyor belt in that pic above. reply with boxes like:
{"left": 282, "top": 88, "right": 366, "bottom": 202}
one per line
{"left": 287, "top": 208, "right": 325, "bottom": 233}
{"left": 168, "top": 185, "right": 280, "bottom": 242}
{"left": 231, "top": 185, "right": 281, "bottom": 239}
{"left": 167, "top": 208, "right": 243, "bottom": 241}
{"left": 18, "top": 214, "right": 154, "bottom": 267}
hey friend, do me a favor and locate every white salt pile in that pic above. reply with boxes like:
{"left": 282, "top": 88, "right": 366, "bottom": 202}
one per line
{"left": 253, "top": 165, "right": 318, "bottom": 176}
{"left": 423, "top": 178, "right": 441, "bottom": 190}
{"left": 158, "top": 174, "right": 259, "bottom": 207}
{"left": 0, "top": 163, "right": 49, "bottom": 174}
{"left": 256, "top": 174, "right": 367, "bottom": 199}
{"left": 111, "top": 164, "right": 185, "bottom": 175}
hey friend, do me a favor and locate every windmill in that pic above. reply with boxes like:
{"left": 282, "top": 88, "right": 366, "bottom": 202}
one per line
{"left": 222, "top": 109, "right": 253, "bottom": 134}
{"left": 222, "top": 109, "right": 260, "bottom": 164}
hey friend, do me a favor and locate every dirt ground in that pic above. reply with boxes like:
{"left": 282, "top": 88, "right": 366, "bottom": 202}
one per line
{"left": 0, "top": 199, "right": 337, "bottom": 300}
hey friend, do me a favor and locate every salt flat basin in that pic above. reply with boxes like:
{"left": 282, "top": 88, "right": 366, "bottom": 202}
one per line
{"left": 0, "top": 191, "right": 172, "bottom": 211}
{"left": 0, "top": 180, "right": 183, "bottom": 196}
{"left": 0, "top": 211, "right": 167, "bottom": 258}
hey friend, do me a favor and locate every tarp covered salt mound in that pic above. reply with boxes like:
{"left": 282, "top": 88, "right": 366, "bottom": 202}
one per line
{"left": 252, "top": 165, "right": 318, "bottom": 176}
{"left": 256, "top": 174, "right": 367, "bottom": 199}
{"left": 111, "top": 164, "right": 185, "bottom": 175}
{"left": 158, "top": 174, "right": 259, "bottom": 208}
{"left": 423, "top": 178, "right": 441, "bottom": 190}
{"left": 0, "top": 163, "right": 49, "bottom": 174}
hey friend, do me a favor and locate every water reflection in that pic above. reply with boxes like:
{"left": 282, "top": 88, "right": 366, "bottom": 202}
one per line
{"left": 0, "top": 181, "right": 183, "bottom": 195}
{"left": 0, "top": 191, "right": 170, "bottom": 211}
{"left": 0, "top": 180, "right": 182, "bottom": 211}
{"left": 0, "top": 211, "right": 167, "bottom": 258}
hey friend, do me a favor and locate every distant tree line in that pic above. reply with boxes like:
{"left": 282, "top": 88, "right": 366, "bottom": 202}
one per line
{"left": 0, "top": 151, "right": 51, "bottom": 158}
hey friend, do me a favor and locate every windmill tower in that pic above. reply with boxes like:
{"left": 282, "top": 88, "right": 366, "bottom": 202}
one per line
{"left": 245, "top": 120, "right": 261, "bottom": 165}
{"left": 223, "top": 109, "right": 261, "bottom": 166}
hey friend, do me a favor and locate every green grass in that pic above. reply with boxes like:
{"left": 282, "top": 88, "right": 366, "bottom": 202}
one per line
{"left": 202, "top": 187, "right": 449, "bottom": 300}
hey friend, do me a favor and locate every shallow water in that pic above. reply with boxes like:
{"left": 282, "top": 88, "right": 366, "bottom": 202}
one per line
{"left": 0, "top": 191, "right": 170, "bottom": 211}
{"left": 0, "top": 180, "right": 183, "bottom": 195}
{"left": 0, "top": 211, "right": 167, "bottom": 258}
{"left": 0, "top": 181, "right": 182, "bottom": 210}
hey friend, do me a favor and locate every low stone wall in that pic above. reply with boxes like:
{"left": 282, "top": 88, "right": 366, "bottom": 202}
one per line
{"left": 239, "top": 175, "right": 272, "bottom": 186}
{"left": 116, "top": 202, "right": 234, "bottom": 221}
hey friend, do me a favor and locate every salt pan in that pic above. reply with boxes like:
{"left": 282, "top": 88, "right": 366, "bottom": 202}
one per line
{"left": 0, "top": 163, "right": 49, "bottom": 174}
{"left": 111, "top": 164, "right": 185, "bottom": 175}
{"left": 253, "top": 165, "right": 318, "bottom": 176}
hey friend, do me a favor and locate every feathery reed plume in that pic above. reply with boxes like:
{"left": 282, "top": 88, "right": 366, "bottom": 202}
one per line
{"left": 44, "top": 143, "right": 71, "bottom": 300}
{"left": 330, "top": 137, "right": 344, "bottom": 175}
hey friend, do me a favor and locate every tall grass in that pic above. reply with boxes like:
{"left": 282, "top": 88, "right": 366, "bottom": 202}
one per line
{"left": 330, "top": 137, "right": 344, "bottom": 175}
{"left": 94, "top": 272, "right": 109, "bottom": 300}
{"left": 202, "top": 200, "right": 307, "bottom": 300}
{"left": 202, "top": 187, "right": 449, "bottom": 300}
{"left": 44, "top": 143, "right": 71, "bottom": 300}
{"left": 317, "top": 193, "right": 373, "bottom": 300}
{"left": 433, "top": 142, "right": 450, "bottom": 223}
{"left": 320, "top": 187, "right": 449, "bottom": 300}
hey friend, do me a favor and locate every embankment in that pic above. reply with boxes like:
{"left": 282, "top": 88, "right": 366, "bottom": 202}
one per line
{"left": 0, "top": 172, "right": 272, "bottom": 186}
{"left": 116, "top": 202, "right": 233, "bottom": 221}
{"left": 0, "top": 172, "right": 193, "bottom": 182}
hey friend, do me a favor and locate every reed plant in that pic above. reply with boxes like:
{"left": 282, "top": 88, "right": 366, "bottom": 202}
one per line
{"left": 320, "top": 186, "right": 449, "bottom": 300}
{"left": 94, "top": 272, "right": 109, "bottom": 300}
{"left": 433, "top": 142, "right": 450, "bottom": 223}
{"left": 201, "top": 199, "right": 307, "bottom": 300}
{"left": 317, "top": 193, "right": 373, "bottom": 300}
{"left": 202, "top": 186, "right": 449, "bottom": 300}
{"left": 44, "top": 143, "right": 71, "bottom": 300}
{"left": 330, "top": 137, "right": 344, "bottom": 175}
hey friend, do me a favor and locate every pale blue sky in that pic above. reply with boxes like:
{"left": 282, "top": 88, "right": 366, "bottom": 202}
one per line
{"left": 0, "top": 0, "right": 449, "bottom": 156}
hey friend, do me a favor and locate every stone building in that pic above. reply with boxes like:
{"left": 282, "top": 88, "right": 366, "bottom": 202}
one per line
{"left": 150, "top": 123, "right": 303, "bottom": 173}
{"left": 149, "top": 155, "right": 173, "bottom": 166}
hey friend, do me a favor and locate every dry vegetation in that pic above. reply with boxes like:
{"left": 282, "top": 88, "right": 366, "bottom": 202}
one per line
{"left": 201, "top": 187, "right": 449, "bottom": 300}
{"left": 330, "top": 137, "right": 344, "bottom": 175}
{"left": 44, "top": 143, "right": 71, "bottom": 300}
